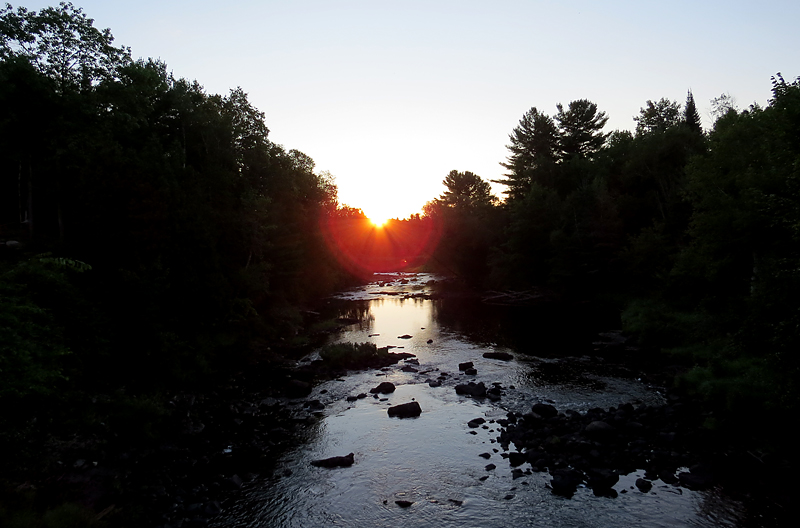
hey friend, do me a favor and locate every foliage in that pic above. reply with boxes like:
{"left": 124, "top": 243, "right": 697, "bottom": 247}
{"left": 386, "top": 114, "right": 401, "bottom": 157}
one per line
{"left": 319, "top": 342, "right": 387, "bottom": 368}
{"left": 424, "top": 170, "right": 501, "bottom": 282}
{"left": 491, "top": 76, "right": 800, "bottom": 437}
{"left": 0, "top": 259, "right": 73, "bottom": 399}
{"left": 634, "top": 98, "right": 681, "bottom": 136}
{"left": 438, "top": 170, "right": 496, "bottom": 210}
{"left": 497, "top": 107, "right": 559, "bottom": 200}
{"left": 555, "top": 99, "right": 609, "bottom": 160}
{"left": 0, "top": 3, "right": 358, "bottom": 464}
{"left": 0, "top": 2, "right": 131, "bottom": 92}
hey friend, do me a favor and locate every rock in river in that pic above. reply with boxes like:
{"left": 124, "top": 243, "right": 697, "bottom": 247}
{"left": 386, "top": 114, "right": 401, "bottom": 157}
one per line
{"left": 483, "top": 351, "right": 513, "bottom": 361}
{"left": 311, "top": 453, "right": 355, "bottom": 468}
{"left": 369, "top": 382, "right": 396, "bottom": 394}
{"left": 468, "top": 417, "right": 487, "bottom": 428}
{"left": 455, "top": 382, "right": 487, "bottom": 398}
{"left": 387, "top": 401, "right": 422, "bottom": 418}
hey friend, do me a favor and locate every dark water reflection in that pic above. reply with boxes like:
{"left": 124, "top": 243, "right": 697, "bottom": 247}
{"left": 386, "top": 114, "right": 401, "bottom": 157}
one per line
{"left": 214, "top": 273, "right": 746, "bottom": 528}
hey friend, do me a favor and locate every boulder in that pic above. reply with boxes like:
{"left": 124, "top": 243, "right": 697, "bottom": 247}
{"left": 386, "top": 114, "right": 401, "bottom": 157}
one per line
{"left": 305, "top": 400, "right": 325, "bottom": 411}
{"left": 387, "top": 401, "right": 422, "bottom": 418}
{"left": 550, "top": 468, "right": 583, "bottom": 497}
{"left": 586, "top": 468, "right": 619, "bottom": 491}
{"left": 455, "top": 382, "right": 487, "bottom": 398}
{"left": 483, "top": 351, "right": 513, "bottom": 361}
{"left": 635, "top": 478, "right": 652, "bottom": 493}
{"left": 458, "top": 361, "right": 474, "bottom": 371}
{"left": 585, "top": 421, "right": 615, "bottom": 437}
{"left": 507, "top": 452, "right": 527, "bottom": 467}
{"left": 467, "top": 417, "right": 486, "bottom": 428}
{"left": 531, "top": 403, "right": 558, "bottom": 418}
{"left": 369, "top": 382, "right": 396, "bottom": 394}
{"left": 311, "top": 453, "right": 355, "bottom": 468}
{"left": 678, "top": 464, "right": 714, "bottom": 490}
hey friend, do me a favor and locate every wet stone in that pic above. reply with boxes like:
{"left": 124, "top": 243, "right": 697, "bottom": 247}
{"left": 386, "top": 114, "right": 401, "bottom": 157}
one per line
{"left": 370, "top": 382, "right": 396, "bottom": 394}
{"left": 387, "top": 401, "right": 422, "bottom": 418}
{"left": 311, "top": 453, "right": 355, "bottom": 468}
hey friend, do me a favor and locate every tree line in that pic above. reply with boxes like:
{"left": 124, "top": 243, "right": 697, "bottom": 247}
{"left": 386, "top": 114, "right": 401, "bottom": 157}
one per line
{"left": 0, "top": 2, "right": 370, "bottom": 403}
{"left": 425, "top": 76, "right": 800, "bottom": 439}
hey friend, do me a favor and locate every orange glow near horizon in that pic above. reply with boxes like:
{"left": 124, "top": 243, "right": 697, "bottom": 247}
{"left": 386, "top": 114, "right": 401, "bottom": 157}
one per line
{"left": 320, "top": 213, "right": 442, "bottom": 277}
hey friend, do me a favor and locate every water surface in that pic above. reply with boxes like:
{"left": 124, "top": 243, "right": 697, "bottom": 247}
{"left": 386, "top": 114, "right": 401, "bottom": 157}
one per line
{"left": 215, "top": 273, "right": 744, "bottom": 527}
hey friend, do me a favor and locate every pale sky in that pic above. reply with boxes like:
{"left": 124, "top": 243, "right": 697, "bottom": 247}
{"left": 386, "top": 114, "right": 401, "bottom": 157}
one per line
{"left": 17, "top": 1, "right": 800, "bottom": 221}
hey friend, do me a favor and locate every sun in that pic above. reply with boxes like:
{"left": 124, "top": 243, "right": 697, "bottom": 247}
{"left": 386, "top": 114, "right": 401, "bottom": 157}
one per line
{"left": 369, "top": 216, "right": 389, "bottom": 228}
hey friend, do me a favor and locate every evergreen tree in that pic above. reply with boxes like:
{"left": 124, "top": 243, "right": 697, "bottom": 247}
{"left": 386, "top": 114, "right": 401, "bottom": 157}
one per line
{"left": 555, "top": 99, "right": 609, "bottom": 160}
{"left": 497, "top": 107, "right": 559, "bottom": 200}
{"left": 683, "top": 90, "right": 702, "bottom": 134}
{"left": 439, "top": 170, "right": 495, "bottom": 210}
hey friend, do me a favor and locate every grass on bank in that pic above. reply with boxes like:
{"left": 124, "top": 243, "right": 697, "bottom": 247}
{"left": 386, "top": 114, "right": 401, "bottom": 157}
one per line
{"left": 319, "top": 342, "right": 390, "bottom": 369}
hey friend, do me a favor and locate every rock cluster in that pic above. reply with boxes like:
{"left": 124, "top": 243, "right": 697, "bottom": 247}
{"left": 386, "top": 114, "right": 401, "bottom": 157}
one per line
{"left": 491, "top": 394, "right": 716, "bottom": 497}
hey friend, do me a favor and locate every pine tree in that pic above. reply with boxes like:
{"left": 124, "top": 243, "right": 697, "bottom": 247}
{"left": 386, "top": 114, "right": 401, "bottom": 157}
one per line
{"left": 555, "top": 99, "right": 609, "bottom": 160}
{"left": 497, "top": 107, "right": 559, "bottom": 200}
{"left": 683, "top": 90, "right": 703, "bottom": 134}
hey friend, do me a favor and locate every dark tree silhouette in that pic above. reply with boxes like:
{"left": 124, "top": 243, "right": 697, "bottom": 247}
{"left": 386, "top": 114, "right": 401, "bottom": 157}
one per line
{"left": 683, "top": 90, "right": 703, "bottom": 134}
{"left": 555, "top": 99, "right": 609, "bottom": 159}
{"left": 497, "top": 107, "right": 559, "bottom": 200}
{"left": 634, "top": 98, "right": 681, "bottom": 136}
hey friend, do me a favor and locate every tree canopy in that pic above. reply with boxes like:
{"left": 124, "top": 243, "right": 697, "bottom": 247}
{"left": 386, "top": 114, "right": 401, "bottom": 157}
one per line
{"left": 0, "top": 2, "right": 131, "bottom": 92}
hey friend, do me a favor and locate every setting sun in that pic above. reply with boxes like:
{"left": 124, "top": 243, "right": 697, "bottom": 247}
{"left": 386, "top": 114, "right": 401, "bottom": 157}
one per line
{"left": 369, "top": 216, "right": 389, "bottom": 228}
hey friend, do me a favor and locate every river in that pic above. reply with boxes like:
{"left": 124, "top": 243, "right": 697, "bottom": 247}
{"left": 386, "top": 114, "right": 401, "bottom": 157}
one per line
{"left": 212, "top": 273, "right": 745, "bottom": 527}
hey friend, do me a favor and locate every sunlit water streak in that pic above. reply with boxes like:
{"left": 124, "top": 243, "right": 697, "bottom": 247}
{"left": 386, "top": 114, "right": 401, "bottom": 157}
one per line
{"left": 214, "top": 273, "right": 744, "bottom": 528}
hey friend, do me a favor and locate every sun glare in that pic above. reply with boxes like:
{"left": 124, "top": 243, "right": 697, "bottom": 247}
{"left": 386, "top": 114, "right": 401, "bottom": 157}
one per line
{"left": 369, "top": 216, "right": 389, "bottom": 228}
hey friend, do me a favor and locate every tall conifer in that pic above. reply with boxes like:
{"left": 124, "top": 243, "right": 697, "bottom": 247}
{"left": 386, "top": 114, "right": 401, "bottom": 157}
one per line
{"left": 684, "top": 90, "right": 703, "bottom": 134}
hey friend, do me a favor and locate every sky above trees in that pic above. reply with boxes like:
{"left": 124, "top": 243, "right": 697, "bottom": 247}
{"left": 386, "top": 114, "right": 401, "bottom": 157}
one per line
{"left": 14, "top": 0, "right": 800, "bottom": 220}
